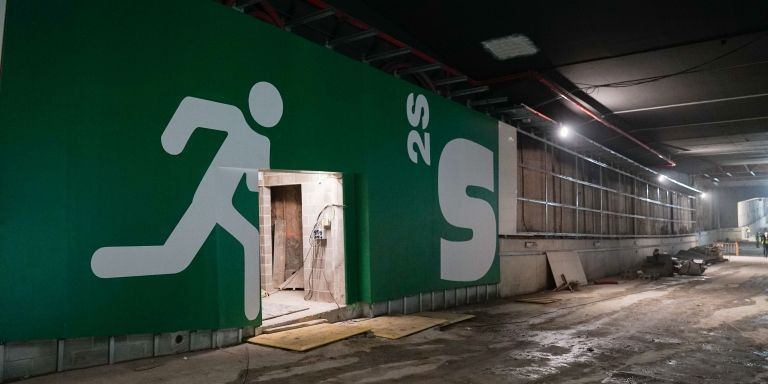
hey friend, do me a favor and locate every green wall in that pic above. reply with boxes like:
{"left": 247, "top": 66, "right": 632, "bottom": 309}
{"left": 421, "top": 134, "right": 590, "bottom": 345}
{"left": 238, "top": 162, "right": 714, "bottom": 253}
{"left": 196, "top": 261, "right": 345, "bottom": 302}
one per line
{"left": 0, "top": 0, "right": 498, "bottom": 342}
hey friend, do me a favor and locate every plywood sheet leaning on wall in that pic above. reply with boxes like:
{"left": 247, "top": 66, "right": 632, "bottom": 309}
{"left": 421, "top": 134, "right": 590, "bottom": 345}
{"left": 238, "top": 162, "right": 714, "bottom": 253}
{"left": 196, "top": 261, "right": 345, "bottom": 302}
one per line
{"left": 272, "top": 219, "right": 286, "bottom": 286}
{"left": 545, "top": 251, "right": 588, "bottom": 286}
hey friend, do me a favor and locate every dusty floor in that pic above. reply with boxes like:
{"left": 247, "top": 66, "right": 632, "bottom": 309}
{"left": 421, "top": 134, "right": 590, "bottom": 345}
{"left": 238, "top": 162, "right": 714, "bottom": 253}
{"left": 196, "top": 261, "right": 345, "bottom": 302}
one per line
{"left": 20, "top": 254, "right": 768, "bottom": 383}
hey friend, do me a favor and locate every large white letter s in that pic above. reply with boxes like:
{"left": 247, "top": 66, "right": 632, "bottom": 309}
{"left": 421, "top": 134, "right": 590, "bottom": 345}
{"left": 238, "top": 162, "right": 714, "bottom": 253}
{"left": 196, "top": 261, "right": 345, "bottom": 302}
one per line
{"left": 438, "top": 139, "right": 497, "bottom": 281}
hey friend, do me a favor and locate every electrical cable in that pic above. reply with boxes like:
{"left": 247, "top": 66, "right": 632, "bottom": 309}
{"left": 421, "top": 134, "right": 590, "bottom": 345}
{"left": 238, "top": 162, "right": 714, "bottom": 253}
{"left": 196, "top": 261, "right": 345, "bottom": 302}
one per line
{"left": 277, "top": 203, "right": 344, "bottom": 309}
{"left": 574, "top": 32, "right": 768, "bottom": 91}
{"left": 305, "top": 204, "right": 343, "bottom": 308}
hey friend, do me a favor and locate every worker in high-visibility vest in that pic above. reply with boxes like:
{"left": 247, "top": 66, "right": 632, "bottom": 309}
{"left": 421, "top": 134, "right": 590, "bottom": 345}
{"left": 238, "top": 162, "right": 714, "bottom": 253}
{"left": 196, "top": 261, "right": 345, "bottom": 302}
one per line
{"left": 762, "top": 232, "right": 768, "bottom": 258}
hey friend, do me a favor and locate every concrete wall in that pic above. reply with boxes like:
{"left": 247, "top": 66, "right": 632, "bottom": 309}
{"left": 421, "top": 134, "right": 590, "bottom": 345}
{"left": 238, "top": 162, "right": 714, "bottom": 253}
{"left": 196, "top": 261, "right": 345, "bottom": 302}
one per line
{"left": 711, "top": 186, "right": 768, "bottom": 229}
{"left": 498, "top": 122, "right": 517, "bottom": 235}
{"left": 498, "top": 234, "right": 712, "bottom": 297}
{"left": 737, "top": 198, "right": 768, "bottom": 239}
{"left": 737, "top": 198, "right": 764, "bottom": 227}
{"left": 1, "top": 329, "right": 247, "bottom": 382}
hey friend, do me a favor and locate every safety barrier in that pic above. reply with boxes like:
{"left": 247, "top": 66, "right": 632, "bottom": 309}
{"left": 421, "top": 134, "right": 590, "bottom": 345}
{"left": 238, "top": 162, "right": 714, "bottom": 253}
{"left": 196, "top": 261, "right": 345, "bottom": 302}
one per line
{"left": 715, "top": 242, "right": 739, "bottom": 256}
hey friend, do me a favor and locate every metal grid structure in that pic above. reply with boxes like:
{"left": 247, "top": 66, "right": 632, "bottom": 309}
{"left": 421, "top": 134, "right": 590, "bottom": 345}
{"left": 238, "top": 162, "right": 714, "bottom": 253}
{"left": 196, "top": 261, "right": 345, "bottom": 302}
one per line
{"left": 510, "top": 106, "right": 698, "bottom": 238}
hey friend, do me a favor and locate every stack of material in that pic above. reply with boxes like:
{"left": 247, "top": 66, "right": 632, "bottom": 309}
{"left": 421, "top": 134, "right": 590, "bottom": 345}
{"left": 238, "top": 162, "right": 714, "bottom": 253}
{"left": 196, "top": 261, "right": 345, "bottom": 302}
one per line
{"left": 676, "top": 259, "right": 706, "bottom": 276}
{"left": 641, "top": 250, "right": 675, "bottom": 277}
{"left": 674, "top": 245, "right": 725, "bottom": 264}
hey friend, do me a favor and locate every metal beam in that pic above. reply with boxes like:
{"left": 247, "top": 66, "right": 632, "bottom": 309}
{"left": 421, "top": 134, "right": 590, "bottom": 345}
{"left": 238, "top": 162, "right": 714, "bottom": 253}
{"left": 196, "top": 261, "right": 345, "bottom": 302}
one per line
{"left": 517, "top": 197, "right": 695, "bottom": 223}
{"left": 327, "top": 29, "right": 377, "bottom": 48}
{"left": 516, "top": 127, "right": 700, "bottom": 196}
{"left": 468, "top": 97, "right": 508, "bottom": 107}
{"left": 236, "top": 0, "right": 264, "bottom": 9}
{"left": 519, "top": 163, "right": 695, "bottom": 211}
{"left": 396, "top": 63, "right": 442, "bottom": 76}
{"left": 630, "top": 115, "right": 768, "bottom": 133}
{"left": 362, "top": 47, "right": 411, "bottom": 63}
{"left": 522, "top": 103, "right": 702, "bottom": 194}
{"left": 613, "top": 92, "right": 768, "bottom": 115}
{"left": 285, "top": 8, "right": 335, "bottom": 30}
{"left": 448, "top": 85, "right": 489, "bottom": 98}
{"left": 433, "top": 75, "right": 468, "bottom": 86}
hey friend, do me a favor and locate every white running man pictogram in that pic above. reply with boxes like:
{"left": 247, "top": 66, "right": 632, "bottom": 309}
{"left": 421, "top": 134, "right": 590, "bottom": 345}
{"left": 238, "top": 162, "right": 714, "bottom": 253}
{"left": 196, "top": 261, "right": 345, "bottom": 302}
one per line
{"left": 91, "top": 82, "right": 283, "bottom": 320}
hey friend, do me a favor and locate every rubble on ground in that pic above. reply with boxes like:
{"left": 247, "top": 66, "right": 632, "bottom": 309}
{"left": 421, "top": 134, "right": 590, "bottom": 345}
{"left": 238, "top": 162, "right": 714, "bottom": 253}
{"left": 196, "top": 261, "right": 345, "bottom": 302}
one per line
{"left": 676, "top": 259, "right": 706, "bottom": 276}
{"left": 631, "top": 245, "right": 724, "bottom": 279}
{"left": 674, "top": 245, "right": 726, "bottom": 264}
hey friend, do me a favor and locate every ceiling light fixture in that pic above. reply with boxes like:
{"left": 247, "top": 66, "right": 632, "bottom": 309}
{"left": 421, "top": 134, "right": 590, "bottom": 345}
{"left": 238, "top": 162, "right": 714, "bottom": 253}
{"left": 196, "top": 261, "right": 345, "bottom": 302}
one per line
{"left": 658, "top": 174, "right": 667, "bottom": 182}
{"left": 751, "top": 171, "right": 757, "bottom": 176}
{"left": 700, "top": 192, "right": 707, "bottom": 198}
{"left": 481, "top": 34, "right": 539, "bottom": 60}
{"left": 558, "top": 124, "right": 570, "bottom": 138}
{"left": 726, "top": 172, "right": 733, "bottom": 177}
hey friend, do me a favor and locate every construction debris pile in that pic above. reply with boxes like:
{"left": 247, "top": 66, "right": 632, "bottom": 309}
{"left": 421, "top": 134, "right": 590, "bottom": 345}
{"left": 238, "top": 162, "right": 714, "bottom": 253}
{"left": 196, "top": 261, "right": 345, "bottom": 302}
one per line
{"left": 674, "top": 245, "right": 726, "bottom": 264}
{"left": 632, "top": 245, "right": 726, "bottom": 280}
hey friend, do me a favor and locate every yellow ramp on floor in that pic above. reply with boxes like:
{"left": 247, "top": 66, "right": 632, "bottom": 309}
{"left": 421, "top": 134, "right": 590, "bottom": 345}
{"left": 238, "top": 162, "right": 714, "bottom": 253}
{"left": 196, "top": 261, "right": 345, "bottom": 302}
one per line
{"left": 355, "top": 315, "right": 447, "bottom": 339}
{"left": 247, "top": 323, "right": 370, "bottom": 352}
{"left": 416, "top": 311, "right": 475, "bottom": 326}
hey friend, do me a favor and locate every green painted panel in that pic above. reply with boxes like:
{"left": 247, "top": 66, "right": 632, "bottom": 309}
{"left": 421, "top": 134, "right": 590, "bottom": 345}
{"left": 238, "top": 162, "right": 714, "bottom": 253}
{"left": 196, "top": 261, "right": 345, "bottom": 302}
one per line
{"left": 0, "top": 0, "right": 498, "bottom": 341}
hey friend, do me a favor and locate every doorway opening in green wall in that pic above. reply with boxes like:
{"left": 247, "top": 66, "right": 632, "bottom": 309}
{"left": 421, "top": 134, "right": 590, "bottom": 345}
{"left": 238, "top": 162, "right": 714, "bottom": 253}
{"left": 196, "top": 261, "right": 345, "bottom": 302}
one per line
{"left": 257, "top": 170, "right": 346, "bottom": 323}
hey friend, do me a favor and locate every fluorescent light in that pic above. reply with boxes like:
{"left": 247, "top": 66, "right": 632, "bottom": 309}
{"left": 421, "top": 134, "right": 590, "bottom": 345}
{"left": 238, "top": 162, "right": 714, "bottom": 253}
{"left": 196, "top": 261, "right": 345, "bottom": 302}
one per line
{"left": 726, "top": 172, "right": 733, "bottom": 177}
{"left": 658, "top": 174, "right": 667, "bottom": 182}
{"left": 481, "top": 34, "right": 539, "bottom": 60}
{"left": 751, "top": 171, "right": 757, "bottom": 176}
{"left": 558, "top": 124, "right": 570, "bottom": 138}
{"left": 713, "top": 177, "right": 720, "bottom": 182}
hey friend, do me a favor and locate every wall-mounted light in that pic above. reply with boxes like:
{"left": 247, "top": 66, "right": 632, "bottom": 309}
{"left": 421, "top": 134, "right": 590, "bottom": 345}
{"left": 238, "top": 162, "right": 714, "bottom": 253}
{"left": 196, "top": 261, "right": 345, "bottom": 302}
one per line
{"left": 558, "top": 124, "right": 570, "bottom": 138}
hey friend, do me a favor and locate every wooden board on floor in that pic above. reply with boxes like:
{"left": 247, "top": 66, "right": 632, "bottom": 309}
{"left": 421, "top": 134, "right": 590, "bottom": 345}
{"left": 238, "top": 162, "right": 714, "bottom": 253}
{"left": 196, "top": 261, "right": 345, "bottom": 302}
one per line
{"left": 279, "top": 266, "right": 304, "bottom": 290}
{"left": 353, "top": 315, "right": 447, "bottom": 339}
{"left": 546, "top": 251, "right": 588, "bottom": 286}
{"left": 247, "top": 323, "right": 370, "bottom": 352}
{"left": 416, "top": 311, "right": 475, "bottom": 326}
{"left": 514, "top": 297, "right": 561, "bottom": 304}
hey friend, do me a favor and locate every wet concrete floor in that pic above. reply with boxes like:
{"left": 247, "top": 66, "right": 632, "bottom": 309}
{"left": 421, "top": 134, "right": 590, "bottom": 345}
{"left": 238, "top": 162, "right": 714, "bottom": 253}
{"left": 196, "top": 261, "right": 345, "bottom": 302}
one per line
{"left": 21, "top": 255, "right": 768, "bottom": 383}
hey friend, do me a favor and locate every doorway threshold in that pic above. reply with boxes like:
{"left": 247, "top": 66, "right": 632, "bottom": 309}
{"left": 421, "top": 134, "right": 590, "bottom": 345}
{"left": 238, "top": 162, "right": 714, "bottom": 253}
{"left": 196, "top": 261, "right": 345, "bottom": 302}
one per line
{"left": 260, "top": 290, "right": 351, "bottom": 330}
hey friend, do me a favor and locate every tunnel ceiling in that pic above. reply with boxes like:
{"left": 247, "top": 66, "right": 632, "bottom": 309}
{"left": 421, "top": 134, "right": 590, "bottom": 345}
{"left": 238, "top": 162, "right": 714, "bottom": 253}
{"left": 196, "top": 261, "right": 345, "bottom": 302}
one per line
{"left": 232, "top": 0, "right": 768, "bottom": 187}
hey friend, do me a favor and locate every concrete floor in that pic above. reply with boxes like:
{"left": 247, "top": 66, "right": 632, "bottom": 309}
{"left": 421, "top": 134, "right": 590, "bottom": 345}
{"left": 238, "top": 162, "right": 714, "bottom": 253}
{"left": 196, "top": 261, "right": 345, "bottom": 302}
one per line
{"left": 261, "top": 290, "right": 341, "bottom": 328}
{"left": 19, "top": 255, "right": 768, "bottom": 383}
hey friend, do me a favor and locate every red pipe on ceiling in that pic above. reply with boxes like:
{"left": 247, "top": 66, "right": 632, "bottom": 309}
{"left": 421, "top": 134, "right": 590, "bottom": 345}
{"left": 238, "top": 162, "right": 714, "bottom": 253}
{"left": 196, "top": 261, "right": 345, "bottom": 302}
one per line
{"left": 303, "top": 0, "right": 472, "bottom": 82}
{"left": 294, "top": 0, "right": 675, "bottom": 166}
{"left": 536, "top": 76, "right": 676, "bottom": 166}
